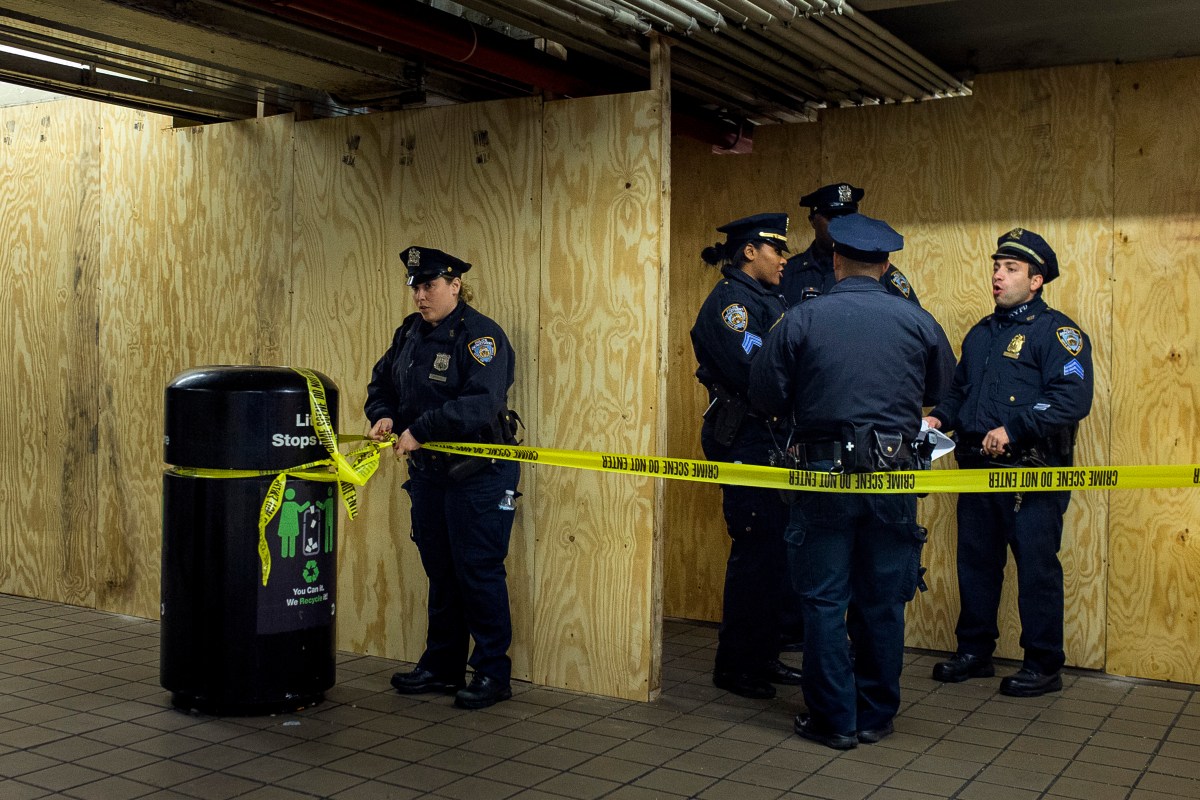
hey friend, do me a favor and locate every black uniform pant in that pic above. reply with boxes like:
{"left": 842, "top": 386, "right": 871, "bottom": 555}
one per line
{"left": 787, "top": 477, "right": 925, "bottom": 735}
{"left": 954, "top": 489, "right": 1070, "bottom": 674}
{"left": 405, "top": 459, "right": 520, "bottom": 683}
{"left": 701, "top": 423, "right": 790, "bottom": 675}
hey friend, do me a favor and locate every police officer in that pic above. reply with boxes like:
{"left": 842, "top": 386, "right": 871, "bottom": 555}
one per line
{"left": 780, "top": 182, "right": 919, "bottom": 307}
{"left": 926, "top": 229, "right": 1093, "bottom": 697}
{"left": 690, "top": 213, "right": 803, "bottom": 699}
{"left": 750, "top": 213, "right": 955, "bottom": 748}
{"left": 365, "top": 245, "right": 521, "bottom": 710}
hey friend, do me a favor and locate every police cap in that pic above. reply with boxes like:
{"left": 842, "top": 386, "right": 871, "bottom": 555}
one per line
{"left": 991, "top": 228, "right": 1059, "bottom": 283}
{"left": 828, "top": 213, "right": 903, "bottom": 264}
{"left": 401, "top": 245, "right": 473, "bottom": 286}
{"left": 799, "top": 182, "right": 864, "bottom": 217}
{"left": 716, "top": 212, "right": 790, "bottom": 253}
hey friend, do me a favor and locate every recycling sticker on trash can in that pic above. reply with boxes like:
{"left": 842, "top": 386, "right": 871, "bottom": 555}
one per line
{"left": 257, "top": 480, "right": 336, "bottom": 635}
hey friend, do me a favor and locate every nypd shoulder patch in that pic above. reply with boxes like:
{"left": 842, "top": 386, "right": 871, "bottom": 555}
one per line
{"left": 468, "top": 336, "right": 497, "bottom": 365}
{"left": 1057, "top": 326, "right": 1083, "bottom": 356}
{"left": 722, "top": 304, "right": 749, "bottom": 332}
{"left": 889, "top": 271, "right": 911, "bottom": 297}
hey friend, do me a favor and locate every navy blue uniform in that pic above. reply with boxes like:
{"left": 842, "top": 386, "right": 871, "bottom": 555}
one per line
{"left": 750, "top": 276, "right": 955, "bottom": 737}
{"left": 690, "top": 266, "right": 790, "bottom": 676}
{"left": 929, "top": 296, "right": 1092, "bottom": 674}
{"left": 365, "top": 302, "right": 520, "bottom": 684}
{"left": 781, "top": 242, "right": 920, "bottom": 307}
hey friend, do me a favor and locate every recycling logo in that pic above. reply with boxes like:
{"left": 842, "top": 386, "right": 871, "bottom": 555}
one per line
{"left": 302, "top": 560, "right": 320, "bottom": 584}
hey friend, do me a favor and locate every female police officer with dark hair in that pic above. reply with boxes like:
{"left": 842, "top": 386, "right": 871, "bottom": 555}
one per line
{"left": 689, "top": 213, "right": 803, "bottom": 699}
{"left": 366, "top": 245, "right": 520, "bottom": 710}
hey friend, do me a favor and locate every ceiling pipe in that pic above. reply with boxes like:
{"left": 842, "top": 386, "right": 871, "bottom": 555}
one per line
{"left": 245, "top": 0, "right": 602, "bottom": 98}
{"left": 464, "top": 0, "right": 776, "bottom": 141}
{"left": 691, "top": 0, "right": 921, "bottom": 99}
{"left": 813, "top": 9, "right": 938, "bottom": 97}
{"left": 571, "top": 0, "right": 653, "bottom": 34}
{"left": 655, "top": 0, "right": 726, "bottom": 29}
{"left": 835, "top": 3, "right": 969, "bottom": 94}
{"left": 704, "top": 0, "right": 760, "bottom": 26}
{"left": 611, "top": 0, "right": 702, "bottom": 34}
{"left": 772, "top": 14, "right": 924, "bottom": 99}
{"left": 494, "top": 0, "right": 816, "bottom": 112}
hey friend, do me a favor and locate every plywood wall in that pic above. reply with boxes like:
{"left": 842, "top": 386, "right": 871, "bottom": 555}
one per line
{"left": 0, "top": 100, "right": 100, "bottom": 606}
{"left": 1107, "top": 58, "right": 1200, "bottom": 684}
{"left": 665, "top": 126, "right": 821, "bottom": 622}
{"left": 669, "top": 65, "right": 1119, "bottom": 671}
{"left": 533, "top": 92, "right": 664, "bottom": 699}
{"left": 821, "top": 64, "right": 1115, "bottom": 669}
{"left": 7, "top": 55, "right": 1200, "bottom": 691}
{"left": 287, "top": 99, "right": 543, "bottom": 680}
{"left": 97, "top": 110, "right": 294, "bottom": 618}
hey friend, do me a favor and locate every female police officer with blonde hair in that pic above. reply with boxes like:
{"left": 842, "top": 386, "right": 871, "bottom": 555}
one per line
{"left": 690, "top": 214, "right": 803, "bottom": 699}
{"left": 366, "top": 245, "right": 520, "bottom": 710}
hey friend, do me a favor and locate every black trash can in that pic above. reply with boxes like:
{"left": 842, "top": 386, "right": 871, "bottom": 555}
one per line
{"left": 161, "top": 366, "right": 338, "bottom": 715}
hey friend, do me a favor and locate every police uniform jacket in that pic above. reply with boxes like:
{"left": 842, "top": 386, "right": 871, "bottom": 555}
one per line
{"left": 928, "top": 296, "right": 1092, "bottom": 454}
{"left": 781, "top": 241, "right": 920, "bottom": 307}
{"left": 365, "top": 302, "right": 514, "bottom": 445}
{"left": 750, "top": 276, "right": 954, "bottom": 441}
{"left": 691, "top": 266, "right": 787, "bottom": 407}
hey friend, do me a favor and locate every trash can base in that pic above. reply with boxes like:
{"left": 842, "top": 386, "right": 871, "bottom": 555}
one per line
{"left": 170, "top": 691, "right": 325, "bottom": 717}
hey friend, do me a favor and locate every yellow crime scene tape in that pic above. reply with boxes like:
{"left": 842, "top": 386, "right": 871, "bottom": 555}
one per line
{"left": 422, "top": 441, "right": 1200, "bottom": 495}
{"left": 166, "top": 368, "right": 393, "bottom": 586}
{"left": 167, "top": 368, "right": 1200, "bottom": 585}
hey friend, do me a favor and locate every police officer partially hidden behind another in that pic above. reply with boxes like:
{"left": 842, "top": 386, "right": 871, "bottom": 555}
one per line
{"left": 925, "top": 229, "right": 1093, "bottom": 697}
{"left": 750, "top": 213, "right": 955, "bottom": 749}
{"left": 365, "top": 245, "right": 522, "bottom": 710}
{"left": 690, "top": 213, "right": 803, "bottom": 699}
{"left": 780, "top": 182, "right": 919, "bottom": 307}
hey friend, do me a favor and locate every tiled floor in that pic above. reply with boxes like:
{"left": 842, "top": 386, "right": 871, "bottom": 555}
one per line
{"left": 2, "top": 593, "right": 1199, "bottom": 800}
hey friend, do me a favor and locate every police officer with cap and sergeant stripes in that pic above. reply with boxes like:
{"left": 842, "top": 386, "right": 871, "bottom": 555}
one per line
{"left": 781, "top": 182, "right": 920, "bottom": 307}
{"left": 925, "top": 228, "right": 1093, "bottom": 698}
{"left": 366, "top": 245, "right": 522, "bottom": 710}
{"left": 690, "top": 213, "right": 804, "bottom": 699}
{"left": 751, "top": 213, "right": 955, "bottom": 749}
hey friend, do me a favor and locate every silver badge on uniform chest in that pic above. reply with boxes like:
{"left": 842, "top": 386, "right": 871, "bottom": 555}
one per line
{"left": 433, "top": 352, "right": 451, "bottom": 371}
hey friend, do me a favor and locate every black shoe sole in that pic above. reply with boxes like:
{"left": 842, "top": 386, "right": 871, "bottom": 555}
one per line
{"left": 857, "top": 724, "right": 894, "bottom": 744}
{"left": 932, "top": 663, "right": 995, "bottom": 683}
{"left": 454, "top": 687, "right": 512, "bottom": 709}
{"left": 794, "top": 716, "right": 857, "bottom": 750}
{"left": 391, "top": 677, "right": 463, "bottom": 695}
{"left": 999, "top": 677, "right": 1062, "bottom": 697}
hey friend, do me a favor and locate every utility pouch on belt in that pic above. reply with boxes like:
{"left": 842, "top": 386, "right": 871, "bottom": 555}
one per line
{"left": 705, "top": 386, "right": 749, "bottom": 447}
{"left": 840, "top": 424, "right": 910, "bottom": 472}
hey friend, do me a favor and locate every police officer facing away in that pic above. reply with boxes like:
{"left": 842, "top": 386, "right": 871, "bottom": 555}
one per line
{"left": 926, "top": 229, "right": 1093, "bottom": 698}
{"left": 366, "top": 246, "right": 521, "bottom": 711}
{"left": 780, "top": 182, "right": 920, "bottom": 307}
{"left": 751, "top": 214, "right": 955, "bottom": 749}
{"left": 690, "top": 213, "right": 804, "bottom": 699}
